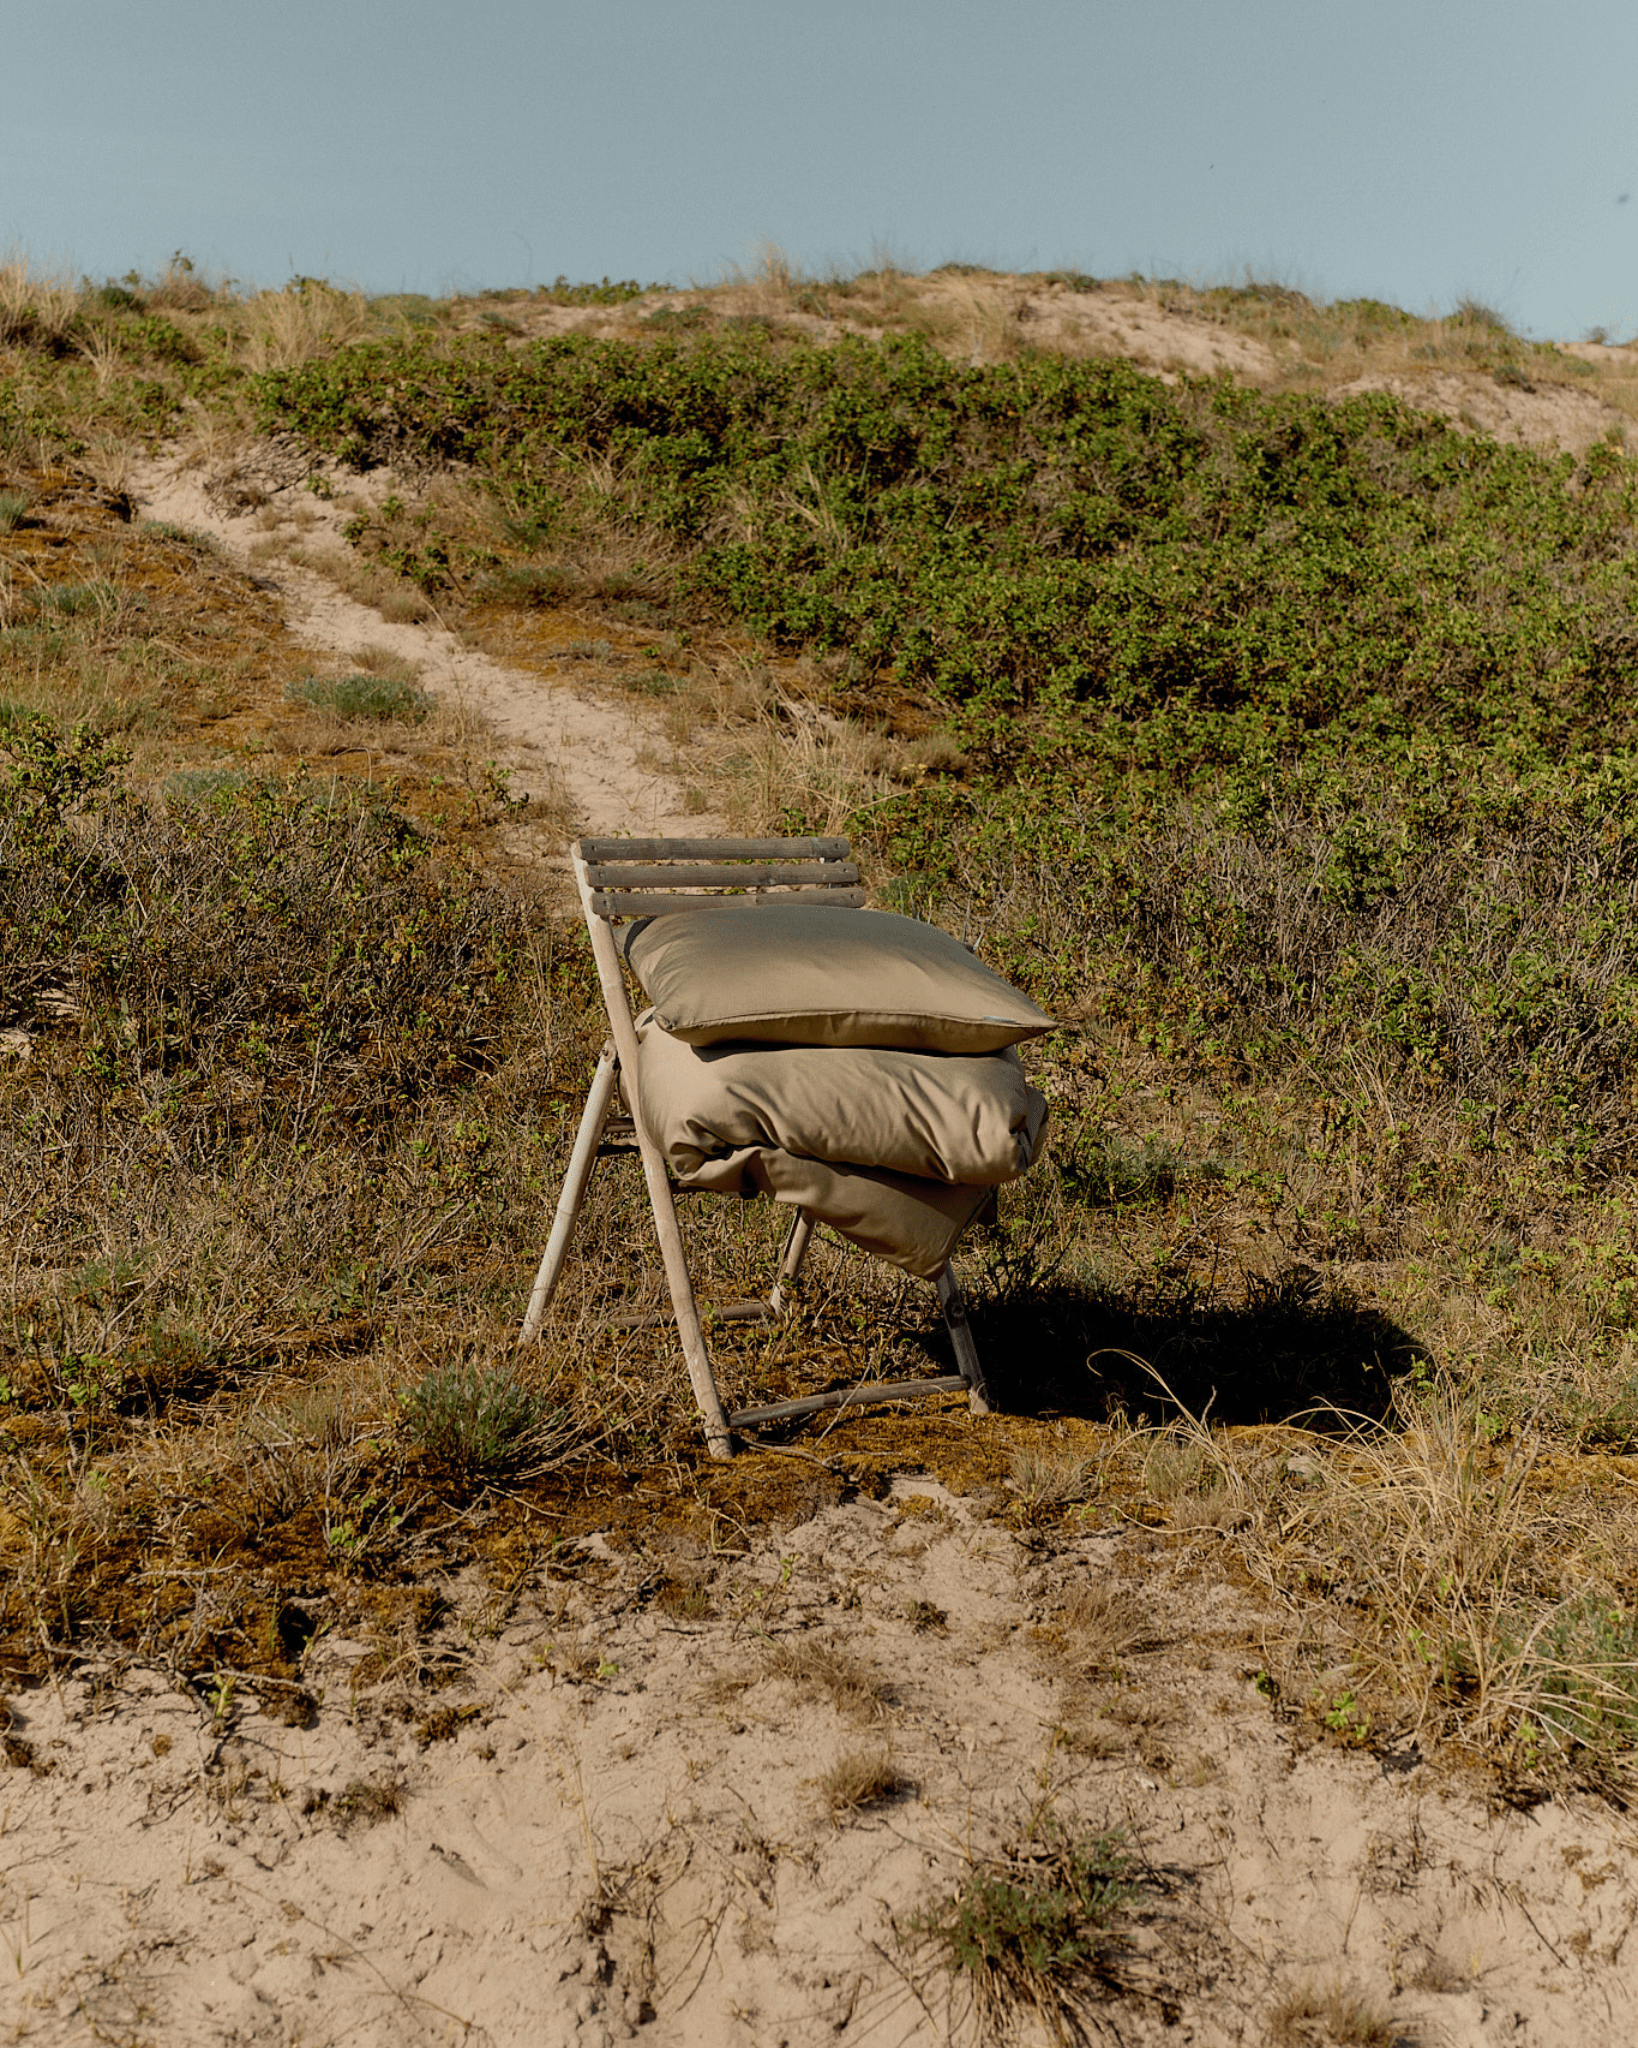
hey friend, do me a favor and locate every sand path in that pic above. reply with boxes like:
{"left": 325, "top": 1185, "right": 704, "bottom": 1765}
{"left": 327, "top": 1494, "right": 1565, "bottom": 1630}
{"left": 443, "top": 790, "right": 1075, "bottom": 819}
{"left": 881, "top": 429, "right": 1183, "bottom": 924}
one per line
{"left": 127, "top": 446, "right": 720, "bottom": 844}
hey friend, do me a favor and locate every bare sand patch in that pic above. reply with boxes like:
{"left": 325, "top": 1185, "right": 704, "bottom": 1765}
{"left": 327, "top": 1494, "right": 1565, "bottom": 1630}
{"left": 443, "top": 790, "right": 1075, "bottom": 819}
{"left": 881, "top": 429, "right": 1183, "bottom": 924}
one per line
{"left": 1334, "top": 368, "right": 1630, "bottom": 457}
{"left": 5, "top": 1481, "right": 1635, "bottom": 2044}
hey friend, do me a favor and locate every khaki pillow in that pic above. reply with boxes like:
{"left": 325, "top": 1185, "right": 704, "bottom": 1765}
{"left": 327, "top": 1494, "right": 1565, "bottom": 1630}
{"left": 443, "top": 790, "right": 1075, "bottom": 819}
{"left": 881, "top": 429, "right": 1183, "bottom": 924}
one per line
{"left": 635, "top": 1013, "right": 1048, "bottom": 1186}
{"left": 622, "top": 905, "right": 1053, "bottom": 1053}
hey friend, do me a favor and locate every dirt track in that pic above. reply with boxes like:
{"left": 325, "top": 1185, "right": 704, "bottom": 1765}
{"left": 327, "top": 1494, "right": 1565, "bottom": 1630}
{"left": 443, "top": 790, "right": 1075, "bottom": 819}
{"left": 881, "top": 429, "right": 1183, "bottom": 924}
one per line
{"left": 129, "top": 447, "right": 721, "bottom": 848}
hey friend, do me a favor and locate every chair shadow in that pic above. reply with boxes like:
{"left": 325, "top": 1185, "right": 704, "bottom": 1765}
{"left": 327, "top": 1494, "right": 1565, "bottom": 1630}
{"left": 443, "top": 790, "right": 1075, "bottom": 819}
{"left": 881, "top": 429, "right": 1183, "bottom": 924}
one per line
{"left": 948, "top": 1263, "right": 1430, "bottom": 1430}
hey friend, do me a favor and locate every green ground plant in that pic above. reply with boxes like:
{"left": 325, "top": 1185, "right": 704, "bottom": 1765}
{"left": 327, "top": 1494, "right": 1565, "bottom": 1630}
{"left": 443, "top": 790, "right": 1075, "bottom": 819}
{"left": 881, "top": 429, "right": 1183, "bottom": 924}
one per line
{"left": 251, "top": 328, "right": 1638, "bottom": 760}
{"left": 285, "top": 671, "right": 433, "bottom": 721}
{"left": 399, "top": 1358, "right": 573, "bottom": 1475}
{"left": 907, "top": 1814, "right": 1139, "bottom": 2040}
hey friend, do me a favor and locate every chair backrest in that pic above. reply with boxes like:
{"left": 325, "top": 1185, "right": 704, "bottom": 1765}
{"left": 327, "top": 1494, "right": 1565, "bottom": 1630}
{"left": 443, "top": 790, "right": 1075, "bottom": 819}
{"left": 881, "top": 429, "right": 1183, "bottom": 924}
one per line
{"left": 573, "top": 835, "right": 865, "bottom": 921}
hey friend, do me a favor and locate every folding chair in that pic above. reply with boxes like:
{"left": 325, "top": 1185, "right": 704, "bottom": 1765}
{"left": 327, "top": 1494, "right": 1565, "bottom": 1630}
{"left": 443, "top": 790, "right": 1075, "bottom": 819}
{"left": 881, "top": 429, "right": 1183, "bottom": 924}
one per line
{"left": 517, "top": 836, "right": 991, "bottom": 1459}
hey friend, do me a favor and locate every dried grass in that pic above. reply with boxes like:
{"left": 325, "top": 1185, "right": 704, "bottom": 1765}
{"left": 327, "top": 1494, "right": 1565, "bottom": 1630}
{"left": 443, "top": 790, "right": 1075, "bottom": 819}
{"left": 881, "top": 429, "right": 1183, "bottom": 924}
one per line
{"left": 1267, "top": 1979, "right": 1399, "bottom": 2047}
{"left": 709, "top": 1638, "right": 894, "bottom": 1722}
{"left": 813, "top": 1746, "right": 907, "bottom": 1821}
{"left": 718, "top": 693, "right": 908, "bottom": 837}
{"left": 239, "top": 280, "right": 373, "bottom": 372}
{"left": 0, "top": 253, "right": 82, "bottom": 350}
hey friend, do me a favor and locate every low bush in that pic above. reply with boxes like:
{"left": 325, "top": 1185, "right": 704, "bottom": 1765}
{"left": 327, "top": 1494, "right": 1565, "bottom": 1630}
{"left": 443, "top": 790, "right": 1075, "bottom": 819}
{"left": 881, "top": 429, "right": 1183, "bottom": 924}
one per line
{"left": 399, "top": 1359, "right": 572, "bottom": 1475}
{"left": 908, "top": 1815, "right": 1139, "bottom": 2030}
{"left": 285, "top": 672, "right": 433, "bottom": 721}
{"left": 254, "top": 328, "right": 1638, "bottom": 769}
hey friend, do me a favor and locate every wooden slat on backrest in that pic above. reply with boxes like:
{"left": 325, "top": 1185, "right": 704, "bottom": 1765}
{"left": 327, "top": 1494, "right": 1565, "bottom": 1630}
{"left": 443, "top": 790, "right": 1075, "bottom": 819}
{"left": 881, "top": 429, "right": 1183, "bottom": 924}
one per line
{"left": 583, "top": 862, "right": 860, "bottom": 891}
{"left": 573, "top": 835, "right": 862, "bottom": 925}
{"left": 578, "top": 835, "right": 851, "bottom": 863}
{"left": 589, "top": 886, "right": 867, "bottom": 918}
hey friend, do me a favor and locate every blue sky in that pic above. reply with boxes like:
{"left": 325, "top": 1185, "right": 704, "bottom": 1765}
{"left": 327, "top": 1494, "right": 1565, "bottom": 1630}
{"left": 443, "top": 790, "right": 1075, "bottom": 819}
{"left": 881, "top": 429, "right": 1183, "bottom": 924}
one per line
{"left": 5, "top": 0, "right": 1636, "bottom": 339}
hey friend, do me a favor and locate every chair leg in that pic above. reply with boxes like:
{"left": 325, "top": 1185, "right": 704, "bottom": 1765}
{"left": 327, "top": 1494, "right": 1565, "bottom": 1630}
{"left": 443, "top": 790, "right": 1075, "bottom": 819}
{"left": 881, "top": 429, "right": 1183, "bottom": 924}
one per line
{"left": 518, "top": 1043, "right": 619, "bottom": 1347}
{"left": 638, "top": 1142, "right": 735, "bottom": 1458}
{"left": 768, "top": 1208, "right": 814, "bottom": 1314}
{"left": 579, "top": 885, "right": 735, "bottom": 1458}
{"left": 937, "top": 1265, "right": 991, "bottom": 1416}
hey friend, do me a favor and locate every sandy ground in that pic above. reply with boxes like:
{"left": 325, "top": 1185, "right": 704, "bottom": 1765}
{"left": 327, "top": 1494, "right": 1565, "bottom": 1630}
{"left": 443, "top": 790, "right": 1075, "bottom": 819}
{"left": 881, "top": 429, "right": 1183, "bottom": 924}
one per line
{"left": 6, "top": 1477, "right": 1638, "bottom": 2046}
{"left": 1331, "top": 369, "right": 1626, "bottom": 457}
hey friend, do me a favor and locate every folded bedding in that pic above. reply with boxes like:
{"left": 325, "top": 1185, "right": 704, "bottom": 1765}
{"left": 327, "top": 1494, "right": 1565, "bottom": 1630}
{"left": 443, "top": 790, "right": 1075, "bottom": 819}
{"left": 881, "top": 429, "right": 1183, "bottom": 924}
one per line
{"left": 679, "top": 1147, "right": 996, "bottom": 1280}
{"left": 633, "top": 1012, "right": 1049, "bottom": 1277}
{"left": 634, "top": 1014, "right": 1049, "bottom": 1187}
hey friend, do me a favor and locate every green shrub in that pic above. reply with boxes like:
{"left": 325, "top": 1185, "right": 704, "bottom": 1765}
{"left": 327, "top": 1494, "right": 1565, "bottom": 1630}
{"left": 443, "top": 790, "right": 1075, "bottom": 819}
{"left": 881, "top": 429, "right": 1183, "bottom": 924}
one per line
{"left": 537, "top": 275, "right": 666, "bottom": 306}
{"left": 255, "top": 328, "right": 1638, "bottom": 765}
{"left": 909, "top": 1817, "right": 1138, "bottom": 2020}
{"left": 285, "top": 673, "right": 432, "bottom": 722}
{"left": 1521, "top": 1594, "right": 1638, "bottom": 1751}
{"left": 163, "top": 767, "right": 252, "bottom": 805}
{"left": 41, "top": 580, "right": 117, "bottom": 617}
{"left": 399, "top": 1361, "right": 569, "bottom": 1475}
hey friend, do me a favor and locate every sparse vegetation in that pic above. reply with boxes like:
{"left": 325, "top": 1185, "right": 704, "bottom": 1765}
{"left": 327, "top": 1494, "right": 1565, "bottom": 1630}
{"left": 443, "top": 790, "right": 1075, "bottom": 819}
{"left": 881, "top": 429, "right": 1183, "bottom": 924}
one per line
{"left": 322, "top": 1775, "right": 405, "bottom": 1831}
{"left": 285, "top": 670, "right": 433, "bottom": 722}
{"left": 746, "top": 1639, "right": 895, "bottom": 1722}
{"left": 814, "top": 1746, "right": 907, "bottom": 1820}
{"left": 1268, "top": 1979, "right": 1401, "bottom": 2048}
{"left": 907, "top": 1814, "right": 1139, "bottom": 2037}
{"left": 399, "top": 1358, "right": 574, "bottom": 1476}
{"left": 8, "top": 246, "right": 1638, "bottom": 1800}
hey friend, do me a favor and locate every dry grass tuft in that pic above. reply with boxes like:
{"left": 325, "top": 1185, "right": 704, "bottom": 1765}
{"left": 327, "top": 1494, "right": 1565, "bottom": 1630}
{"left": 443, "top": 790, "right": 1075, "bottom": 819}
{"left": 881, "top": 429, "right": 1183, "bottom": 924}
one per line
{"left": 1268, "top": 1979, "right": 1403, "bottom": 2047}
{"left": 240, "top": 279, "right": 373, "bottom": 371}
{"left": 1055, "top": 1583, "right": 1153, "bottom": 1670}
{"left": 716, "top": 692, "right": 921, "bottom": 837}
{"left": 322, "top": 1775, "right": 405, "bottom": 1832}
{"left": 0, "top": 253, "right": 82, "bottom": 350}
{"left": 813, "top": 1746, "right": 908, "bottom": 1821}
{"left": 759, "top": 1638, "right": 895, "bottom": 1720}
{"left": 710, "top": 1638, "right": 894, "bottom": 1722}
{"left": 1007, "top": 1443, "right": 1097, "bottom": 1526}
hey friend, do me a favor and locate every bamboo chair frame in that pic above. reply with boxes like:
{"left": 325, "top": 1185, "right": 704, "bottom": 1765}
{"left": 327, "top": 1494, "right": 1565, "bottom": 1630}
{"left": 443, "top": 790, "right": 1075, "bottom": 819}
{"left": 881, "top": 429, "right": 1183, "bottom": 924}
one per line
{"left": 517, "top": 835, "right": 991, "bottom": 1459}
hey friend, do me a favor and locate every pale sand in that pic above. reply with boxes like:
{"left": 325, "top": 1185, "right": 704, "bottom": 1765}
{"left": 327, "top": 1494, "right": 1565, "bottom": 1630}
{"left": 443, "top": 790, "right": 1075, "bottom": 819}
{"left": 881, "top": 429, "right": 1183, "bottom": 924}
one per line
{"left": 5, "top": 1479, "right": 1635, "bottom": 2044}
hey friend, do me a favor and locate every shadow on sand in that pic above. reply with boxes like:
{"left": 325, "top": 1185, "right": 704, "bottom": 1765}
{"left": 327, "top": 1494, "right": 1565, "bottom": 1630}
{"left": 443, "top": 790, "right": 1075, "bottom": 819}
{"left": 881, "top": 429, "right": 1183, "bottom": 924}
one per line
{"left": 951, "top": 1261, "right": 1428, "bottom": 1430}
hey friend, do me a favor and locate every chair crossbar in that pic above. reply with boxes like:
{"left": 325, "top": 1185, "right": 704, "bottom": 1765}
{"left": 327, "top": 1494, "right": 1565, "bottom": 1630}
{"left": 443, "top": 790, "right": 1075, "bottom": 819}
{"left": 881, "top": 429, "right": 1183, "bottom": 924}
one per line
{"left": 590, "top": 886, "right": 868, "bottom": 919}
{"left": 731, "top": 1375, "right": 969, "bottom": 1429}
{"left": 583, "top": 861, "right": 861, "bottom": 891}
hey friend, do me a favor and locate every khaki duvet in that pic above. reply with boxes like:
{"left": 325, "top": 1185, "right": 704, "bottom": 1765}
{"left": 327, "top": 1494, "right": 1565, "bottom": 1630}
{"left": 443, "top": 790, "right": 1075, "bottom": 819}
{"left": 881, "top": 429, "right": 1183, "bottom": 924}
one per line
{"left": 633, "top": 1013, "right": 1049, "bottom": 1278}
